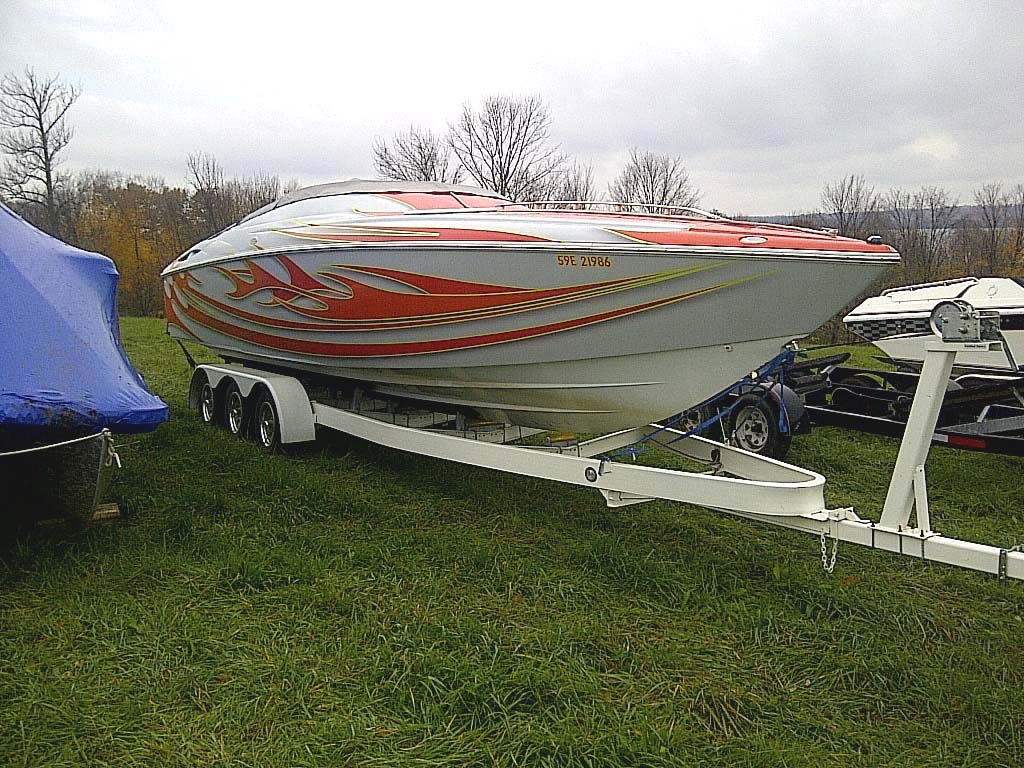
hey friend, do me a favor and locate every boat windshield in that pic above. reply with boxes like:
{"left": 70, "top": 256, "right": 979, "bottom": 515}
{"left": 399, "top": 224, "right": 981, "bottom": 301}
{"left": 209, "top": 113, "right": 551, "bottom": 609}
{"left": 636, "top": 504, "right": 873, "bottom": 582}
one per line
{"left": 238, "top": 180, "right": 508, "bottom": 224}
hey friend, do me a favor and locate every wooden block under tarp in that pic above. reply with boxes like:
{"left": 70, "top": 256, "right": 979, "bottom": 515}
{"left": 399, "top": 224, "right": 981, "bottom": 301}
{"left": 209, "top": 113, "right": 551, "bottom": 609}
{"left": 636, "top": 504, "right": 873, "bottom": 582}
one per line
{"left": 90, "top": 503, "right": 122, "bottom": 522}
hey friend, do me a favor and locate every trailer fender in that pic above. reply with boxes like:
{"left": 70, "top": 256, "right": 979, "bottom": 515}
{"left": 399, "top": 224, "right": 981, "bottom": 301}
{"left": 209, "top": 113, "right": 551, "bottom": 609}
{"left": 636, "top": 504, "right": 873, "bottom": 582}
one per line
{"left": 190, "top": 365, "right": 316, "bottom": 444}
{"left": 736, "top": 383, "right": 809, "bottom": 435}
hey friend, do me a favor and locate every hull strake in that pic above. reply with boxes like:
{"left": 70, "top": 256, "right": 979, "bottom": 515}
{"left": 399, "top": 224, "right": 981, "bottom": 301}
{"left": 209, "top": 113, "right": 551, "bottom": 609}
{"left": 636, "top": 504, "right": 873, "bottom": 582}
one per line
{"left": 194, "top": 338, "right": 800, "bottom": 432}
{"left": 165, "top": 245, "right": 891, "bottom": 431}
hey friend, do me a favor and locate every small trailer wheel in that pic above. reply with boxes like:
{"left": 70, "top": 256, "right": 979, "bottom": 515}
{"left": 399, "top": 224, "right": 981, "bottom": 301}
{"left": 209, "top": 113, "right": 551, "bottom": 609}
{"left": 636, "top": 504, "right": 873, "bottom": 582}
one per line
{"left": 223, "top": 381, "right": 248, "bottom": 437}
{"left": 728, "top": 394, "right": 791, "bottom": 460}
{"left": 253, "top": 390, "right": 281, "bottom": 453}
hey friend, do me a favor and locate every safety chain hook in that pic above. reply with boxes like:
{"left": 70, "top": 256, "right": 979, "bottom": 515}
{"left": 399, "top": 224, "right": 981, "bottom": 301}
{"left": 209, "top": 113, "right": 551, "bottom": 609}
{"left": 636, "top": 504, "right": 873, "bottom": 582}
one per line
{"left": 104, "top": 431, "right": 122, "bottom": 469}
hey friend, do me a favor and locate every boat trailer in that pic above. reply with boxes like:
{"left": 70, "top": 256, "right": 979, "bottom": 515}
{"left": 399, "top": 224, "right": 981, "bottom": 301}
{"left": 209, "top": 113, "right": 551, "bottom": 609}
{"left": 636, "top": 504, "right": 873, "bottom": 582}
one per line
{"left": 187, "top": 301, "right": 1024, "bottom": 582}
{"left": 786, "top": 352, "right": 1024, "bottom": 456}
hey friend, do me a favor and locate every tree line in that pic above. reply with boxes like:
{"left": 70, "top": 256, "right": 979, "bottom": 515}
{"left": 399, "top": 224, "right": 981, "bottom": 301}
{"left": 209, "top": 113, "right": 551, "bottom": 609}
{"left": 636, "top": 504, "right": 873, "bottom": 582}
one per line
{"left": 2, "top": 66, "right": 1022, "bottom": 322}
{"left": 781, "top": 175, "right": 1024, "bottom": 342}
{"left": 797, "top": 174, "right": 1024, "bottom": 285}
{"left": 0, "top": 70, "right": 301, "bottom": 314}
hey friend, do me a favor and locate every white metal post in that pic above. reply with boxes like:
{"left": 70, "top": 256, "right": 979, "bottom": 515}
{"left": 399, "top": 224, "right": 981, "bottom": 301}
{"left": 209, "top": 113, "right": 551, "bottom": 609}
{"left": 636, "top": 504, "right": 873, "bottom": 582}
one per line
{"left": 879, "top": 344, "right": 956, "bottom": 528}
{"left": 912, "top": 464, "right": 930, "bottom": 532}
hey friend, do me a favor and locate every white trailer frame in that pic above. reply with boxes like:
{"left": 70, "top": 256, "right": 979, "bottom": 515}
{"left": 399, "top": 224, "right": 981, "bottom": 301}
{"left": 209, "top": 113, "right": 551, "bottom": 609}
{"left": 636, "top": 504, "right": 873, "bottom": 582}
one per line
{"left": 189, "top": 329, "right": 1024, "bottom": 582}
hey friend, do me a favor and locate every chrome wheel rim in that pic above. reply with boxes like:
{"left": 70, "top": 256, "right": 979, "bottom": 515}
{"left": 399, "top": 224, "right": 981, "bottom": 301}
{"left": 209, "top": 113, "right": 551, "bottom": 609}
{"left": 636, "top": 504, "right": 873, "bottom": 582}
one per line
{"left": 200, "top": 384, "right": 215, "bottom": 423}
{"left": 258, "top": 401, "right": 277, "bottom": 448}
{"left": 227, "top": 391, "right": 244, "bottom": 434}
{"left": 734, "top": 407, "right": 769, "bottom": 452}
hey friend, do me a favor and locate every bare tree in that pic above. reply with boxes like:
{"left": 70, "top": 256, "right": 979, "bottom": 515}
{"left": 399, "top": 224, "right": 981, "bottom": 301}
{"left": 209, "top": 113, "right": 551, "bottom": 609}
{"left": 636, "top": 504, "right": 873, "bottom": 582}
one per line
{"left": 374, "top": 126, "right": 461, "bottom": 184}
{"left": 886, "top": 186, "right": 958, "bottom": 282}
{"left": 952, "top": 216, "right": 983, "bottom": 275}
{"left": 52, "top": 168, "right": 95, "bottom": 245}
{"left": 448, "top": 95, "right": 564, "bottom": 201}
{"left": 820, "top": 174, "right": 880, "bottom": 239}
{"left": 153, "top": 183, "right": 192, "bottom": 256}
{"left": 186, "top": 152, "right": 228, "bottom": 235}
{"left": 527, "top": 162, "right": 598, "bottom": 208}
{"left": 551, "top": 162, "right": 597, "bottom": 206}
{"left": 607, "top": 149, "right": 701, "bottom": 213}
{"left": 975, "top": 182, "right": 1007, "bottom": 275}
{"left": 1008, "top": 183, "right": 1024, "bottom": 272}
{"left": 0, "top": 68, "right": 80, "bottom": 234}
{"left": 224, "top": 171, "right": 281, "bottom": 220}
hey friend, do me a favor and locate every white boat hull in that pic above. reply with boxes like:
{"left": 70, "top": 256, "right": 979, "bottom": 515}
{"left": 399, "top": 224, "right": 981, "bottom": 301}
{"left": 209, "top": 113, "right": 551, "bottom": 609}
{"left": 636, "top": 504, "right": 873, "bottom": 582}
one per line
{"left": 166, "top": 246, "right": 890, "bottom": 431}
{"left": 871, "top": 330, "right": 1024, "bottom": 372}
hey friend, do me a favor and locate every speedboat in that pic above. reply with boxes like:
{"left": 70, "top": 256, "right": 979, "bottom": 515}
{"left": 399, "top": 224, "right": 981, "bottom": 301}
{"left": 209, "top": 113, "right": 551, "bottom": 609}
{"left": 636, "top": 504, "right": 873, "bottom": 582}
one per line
{"left": 161, "top": 180, "right": 897, "bottom": 432}
{"left": 844, "top": 277, "right": 1024, "bottom": 372}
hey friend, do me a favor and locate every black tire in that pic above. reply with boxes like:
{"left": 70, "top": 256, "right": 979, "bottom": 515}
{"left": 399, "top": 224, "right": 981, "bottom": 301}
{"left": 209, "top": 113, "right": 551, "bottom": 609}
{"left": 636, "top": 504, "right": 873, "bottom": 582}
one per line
{"left": 222, "top": 381, "right": 248, "bottom": 438}
{"left": 197, "top": 373, "right": 217, "bottom": 426}
{"left": 728, "top": 394, "right": 791, "bottom": 460}
{"left": 253, "top": 389, "right": 281, "bottom": 453}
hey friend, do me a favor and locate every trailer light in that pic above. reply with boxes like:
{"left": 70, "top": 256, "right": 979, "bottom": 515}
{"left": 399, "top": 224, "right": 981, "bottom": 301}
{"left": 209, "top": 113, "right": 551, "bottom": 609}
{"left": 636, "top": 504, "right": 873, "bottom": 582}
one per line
{"left": 947, "top": 435, "right": 987, "bottom": 450}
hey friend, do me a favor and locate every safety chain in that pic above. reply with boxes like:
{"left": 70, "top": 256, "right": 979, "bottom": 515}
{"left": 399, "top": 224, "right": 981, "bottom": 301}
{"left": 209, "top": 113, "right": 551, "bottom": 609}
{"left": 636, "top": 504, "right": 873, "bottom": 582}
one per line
{"left": 820, "top": 530, "right": 838, "bottom": 574}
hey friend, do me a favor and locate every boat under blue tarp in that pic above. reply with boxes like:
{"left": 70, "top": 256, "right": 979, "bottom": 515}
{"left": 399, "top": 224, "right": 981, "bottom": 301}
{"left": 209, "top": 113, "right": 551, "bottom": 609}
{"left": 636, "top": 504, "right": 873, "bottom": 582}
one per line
{"left": 0, "top": 203, "right": 168, "bottom": 436}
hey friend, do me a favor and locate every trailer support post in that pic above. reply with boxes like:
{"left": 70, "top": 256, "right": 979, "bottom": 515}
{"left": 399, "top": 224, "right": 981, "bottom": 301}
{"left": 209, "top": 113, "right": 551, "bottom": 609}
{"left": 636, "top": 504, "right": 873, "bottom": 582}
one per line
{"left": 913, "top": 464, "right": 930, "bottom": 532}
{"left": 880, "top": 344, "right": 956, "bottom": 528}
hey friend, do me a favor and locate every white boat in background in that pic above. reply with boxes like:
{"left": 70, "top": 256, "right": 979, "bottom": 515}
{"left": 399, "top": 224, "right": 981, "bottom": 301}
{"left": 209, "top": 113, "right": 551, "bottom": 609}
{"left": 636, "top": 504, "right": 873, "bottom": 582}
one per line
{"left": 845, "top": 277, "right": 1024, "bottom": 372}
{"left": 162, "top": 180, "right": 897, "bottom": 432}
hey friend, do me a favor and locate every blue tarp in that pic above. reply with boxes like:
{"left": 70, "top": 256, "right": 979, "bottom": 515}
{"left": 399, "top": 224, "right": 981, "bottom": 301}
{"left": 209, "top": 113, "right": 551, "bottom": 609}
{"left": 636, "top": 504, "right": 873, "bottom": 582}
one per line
{"left": 0, "top": 203, "right": 168, "bottom": 433}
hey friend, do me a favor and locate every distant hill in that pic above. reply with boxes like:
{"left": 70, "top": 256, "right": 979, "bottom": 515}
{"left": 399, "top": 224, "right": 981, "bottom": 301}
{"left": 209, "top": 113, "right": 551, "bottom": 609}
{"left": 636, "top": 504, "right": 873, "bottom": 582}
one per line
{"left": 744, "top": 205, "right": 1003, "bottom": 229}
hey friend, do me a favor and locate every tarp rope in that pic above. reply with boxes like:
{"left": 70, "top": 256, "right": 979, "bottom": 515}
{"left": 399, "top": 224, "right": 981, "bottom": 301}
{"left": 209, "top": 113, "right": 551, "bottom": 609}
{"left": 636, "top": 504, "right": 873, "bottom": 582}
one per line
{"left": 0, "top": 429, "right": 112, "bottom": 458}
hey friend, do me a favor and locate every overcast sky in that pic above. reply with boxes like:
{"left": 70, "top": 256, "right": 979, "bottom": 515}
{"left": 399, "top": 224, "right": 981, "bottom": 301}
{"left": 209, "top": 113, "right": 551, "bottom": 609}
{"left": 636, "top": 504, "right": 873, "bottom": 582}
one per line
{"left": 2, "top": 0, "right": 1022, "bottom": 214}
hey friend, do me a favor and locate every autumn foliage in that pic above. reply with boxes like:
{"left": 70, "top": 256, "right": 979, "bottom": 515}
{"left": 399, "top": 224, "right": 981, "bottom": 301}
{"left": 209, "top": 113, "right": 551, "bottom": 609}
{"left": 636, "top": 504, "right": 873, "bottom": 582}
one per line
{"left": 7, "top": 159, "right": 291, "bottom": 316}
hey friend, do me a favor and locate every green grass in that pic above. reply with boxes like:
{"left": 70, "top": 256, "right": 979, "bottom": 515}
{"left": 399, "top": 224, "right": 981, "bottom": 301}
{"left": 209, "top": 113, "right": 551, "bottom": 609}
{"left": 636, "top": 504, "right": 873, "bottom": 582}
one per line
{"left": 805, "top": 342, "right": 896, "bottom": 371}
{"left": 2, "top": 317, "right": 1023, "bottom": 767}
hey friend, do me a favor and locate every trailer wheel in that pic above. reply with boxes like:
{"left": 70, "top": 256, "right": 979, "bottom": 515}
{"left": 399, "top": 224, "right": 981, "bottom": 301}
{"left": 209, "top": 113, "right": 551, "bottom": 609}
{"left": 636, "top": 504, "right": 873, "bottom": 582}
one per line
{"left": 223, "top": 381, "right": 248, "bottom": 438}
{"left": 253, "top": 390, "right": 281, "bottom": 453}
{"left": 728, "top": 394, "right": 791, "bottom": 460}
{"left": 198, "top": 375, "right": 217, "bottom": 426}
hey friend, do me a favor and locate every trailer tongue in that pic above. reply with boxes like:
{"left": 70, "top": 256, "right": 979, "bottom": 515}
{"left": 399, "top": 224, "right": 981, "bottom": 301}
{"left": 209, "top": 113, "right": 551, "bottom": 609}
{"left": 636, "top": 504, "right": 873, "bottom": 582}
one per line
{"left": 186, "top": 301, "right": 1024, "bottom": 582}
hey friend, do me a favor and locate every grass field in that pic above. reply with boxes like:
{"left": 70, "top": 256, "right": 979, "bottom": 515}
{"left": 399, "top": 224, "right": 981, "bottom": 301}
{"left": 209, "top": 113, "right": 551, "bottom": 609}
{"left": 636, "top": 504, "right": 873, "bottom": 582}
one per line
{"left": 2, "top": 317, "right": 1023, "bottom": 767}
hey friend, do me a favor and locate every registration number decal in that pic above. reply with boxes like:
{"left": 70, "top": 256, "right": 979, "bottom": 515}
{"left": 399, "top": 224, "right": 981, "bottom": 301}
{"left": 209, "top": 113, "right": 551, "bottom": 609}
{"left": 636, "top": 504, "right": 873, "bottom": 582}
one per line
{"left": 557, "top": 254, "right": 613, "bottom": 268}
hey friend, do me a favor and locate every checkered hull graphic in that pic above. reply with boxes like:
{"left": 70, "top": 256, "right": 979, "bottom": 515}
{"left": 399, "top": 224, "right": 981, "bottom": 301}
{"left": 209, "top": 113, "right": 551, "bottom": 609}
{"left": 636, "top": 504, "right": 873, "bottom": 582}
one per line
{"left": 846, "top": 317, "right": 931, "bottom": 342}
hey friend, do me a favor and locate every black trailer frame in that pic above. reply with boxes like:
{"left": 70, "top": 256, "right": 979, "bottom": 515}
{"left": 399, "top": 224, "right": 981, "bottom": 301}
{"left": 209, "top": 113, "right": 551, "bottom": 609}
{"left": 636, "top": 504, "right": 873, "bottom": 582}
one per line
{"left": 784, "top": 352, "right": 1024, "bottom": 456}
